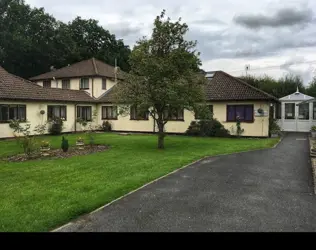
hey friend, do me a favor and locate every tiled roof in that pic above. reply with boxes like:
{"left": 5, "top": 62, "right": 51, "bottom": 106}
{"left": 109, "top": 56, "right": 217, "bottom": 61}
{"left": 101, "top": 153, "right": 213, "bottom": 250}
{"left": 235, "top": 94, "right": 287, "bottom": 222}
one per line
{"left": 98, "top": 85, "right": 119, "bottom": 103}
{"left": 30, "top": 58, "right": 118, "bottom": 81}
{"left": 1, "top": 65, "right": 278, "bottom": 104}
{"left": 205, "top": 71, "right": 279, "bottom": 102}
{"left": 100, "top": 71, "right": 279, "bottom": 103}
{"left": 0, "top": 66, "right": 96, "bottom": 103}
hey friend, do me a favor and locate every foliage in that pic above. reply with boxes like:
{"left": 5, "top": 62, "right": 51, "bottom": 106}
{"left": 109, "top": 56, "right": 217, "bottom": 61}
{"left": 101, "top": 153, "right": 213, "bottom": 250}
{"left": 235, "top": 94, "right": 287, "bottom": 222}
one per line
{"left": 76, "top": 137, "right": 84, "bottom": 143}
{"left": 240, "top": 74, "right": 306, "bottom": 98}
{"left": 306, "top": 77, "right": 316, "bottom": 97}
{"left": 61, "top": 136, "right": 69, "bottom": 152}
{"left": 8, "top": 119, "right": 37, "bottom": 157}
{"left": 48, "top": 117, "right": 64, "bottom": 135}
{"left": 114, "top": 10, "right": 208, "bottom": 149}
{"left": 76, "top": 118, "right": 88, "bottom": 130}
{"left": 40, "top": 140, "right": 50, "bottom": 148}
{"left": 186, "top": 119, "right": 230, "bottom": 137}
{"left": 270, "top": 118, "right": 281, "bottom": 133}
{"left": 311, "top": 126, "right": 316, "bottom": 132}
{"left": 0, "top": 0, "right": 131, "bottom": 78}
{"left": 101, "top": 121, "right": 112, "bottom": 132}
{"left": 34, "top": 123, "right": 47, "bottom": 136}
{"left": 236, "top": 117, "right": 245, "bottom": 137}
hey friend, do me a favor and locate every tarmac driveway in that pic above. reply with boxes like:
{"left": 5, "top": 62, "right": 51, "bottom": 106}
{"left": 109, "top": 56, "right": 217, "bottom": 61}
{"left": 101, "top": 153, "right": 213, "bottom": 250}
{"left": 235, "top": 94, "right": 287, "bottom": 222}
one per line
{"left": 56, "top": 133, "right": 316, "bottom": 232}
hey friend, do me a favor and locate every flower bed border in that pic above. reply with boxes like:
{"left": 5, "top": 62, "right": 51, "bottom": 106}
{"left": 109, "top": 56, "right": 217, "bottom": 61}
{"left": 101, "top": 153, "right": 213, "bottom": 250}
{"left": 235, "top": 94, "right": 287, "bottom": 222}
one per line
{"left": 4, "top": 144, "right": 110, "bottom": 162}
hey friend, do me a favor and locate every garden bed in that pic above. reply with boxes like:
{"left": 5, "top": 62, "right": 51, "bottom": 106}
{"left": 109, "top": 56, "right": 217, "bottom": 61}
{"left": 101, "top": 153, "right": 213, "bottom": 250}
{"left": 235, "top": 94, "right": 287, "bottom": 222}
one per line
{"left": 5, "top": 144, "right": 110, "bottom": 162}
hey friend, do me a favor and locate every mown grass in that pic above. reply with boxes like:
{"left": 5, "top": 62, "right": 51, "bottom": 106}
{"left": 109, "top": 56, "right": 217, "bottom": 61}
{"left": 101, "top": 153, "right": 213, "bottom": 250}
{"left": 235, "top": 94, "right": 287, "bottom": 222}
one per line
{"left": 0, "top": 133, "right": 278, "bottom": 232}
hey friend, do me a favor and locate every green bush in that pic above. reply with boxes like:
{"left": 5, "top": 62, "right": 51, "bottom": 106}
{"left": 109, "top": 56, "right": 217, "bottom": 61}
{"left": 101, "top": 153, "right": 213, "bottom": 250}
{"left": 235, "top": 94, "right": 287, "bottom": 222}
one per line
{"left": 186, "top": 119, "right": 230, "bottom": 137}
{"left": 48, "top": 117, "right": 64, "bottom": 135}
{"left": 269, "top": 118, "right": 281, "bottom": 135}
{"left": 61, "top": 136, "right": 69, "bottom": 152}
{"left": 102, "top": 121, "right": 112, "bottom": 132}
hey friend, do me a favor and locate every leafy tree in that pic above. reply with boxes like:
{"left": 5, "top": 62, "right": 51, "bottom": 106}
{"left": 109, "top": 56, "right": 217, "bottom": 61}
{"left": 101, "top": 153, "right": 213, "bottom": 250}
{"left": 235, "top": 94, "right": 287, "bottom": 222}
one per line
{"left": 0, "top": 0, "right": 131, "bottom": 78}
{"left": 114, "top": 10, "right": 208, "bottom": 149}
{"left": 240, "top": 73, "right": 306, "bottom": 98}
{"left": 306, "top": 77, "right": 316, "bottom": 97}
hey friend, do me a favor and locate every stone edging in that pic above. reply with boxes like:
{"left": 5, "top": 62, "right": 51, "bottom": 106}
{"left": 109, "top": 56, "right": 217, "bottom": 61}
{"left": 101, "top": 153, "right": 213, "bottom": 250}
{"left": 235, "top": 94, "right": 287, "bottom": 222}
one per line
{"left": 308, "top": 137, "right": 316, "bottom": 194}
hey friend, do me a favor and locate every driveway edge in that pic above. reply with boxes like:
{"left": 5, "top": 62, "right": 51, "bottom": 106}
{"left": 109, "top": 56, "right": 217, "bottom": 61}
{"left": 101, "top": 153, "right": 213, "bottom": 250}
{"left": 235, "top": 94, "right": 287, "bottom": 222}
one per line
{"left": 308, "top": 137, "right": 316, "bottom": 194}
{"left": 51, "top": 138, "right": 281, "bottom": 232}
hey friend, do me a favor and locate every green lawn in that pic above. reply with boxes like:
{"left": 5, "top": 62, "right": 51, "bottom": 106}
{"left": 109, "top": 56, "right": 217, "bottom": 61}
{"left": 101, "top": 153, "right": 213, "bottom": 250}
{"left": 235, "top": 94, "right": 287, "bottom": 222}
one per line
{"left": 0, "top": 133, "right": 279, "bottom": 232}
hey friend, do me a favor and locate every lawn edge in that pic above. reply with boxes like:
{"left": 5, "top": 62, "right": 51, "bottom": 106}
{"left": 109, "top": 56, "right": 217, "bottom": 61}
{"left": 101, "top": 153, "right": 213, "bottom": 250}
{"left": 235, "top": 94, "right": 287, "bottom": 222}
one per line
{"left": 51, "top": 137, "right": 280, "bottom": 232}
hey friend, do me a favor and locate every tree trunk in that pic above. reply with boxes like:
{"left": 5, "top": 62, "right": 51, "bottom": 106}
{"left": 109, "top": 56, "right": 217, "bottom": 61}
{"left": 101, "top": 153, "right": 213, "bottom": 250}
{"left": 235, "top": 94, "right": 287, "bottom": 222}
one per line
{"left": 157, "top": 120, "right": 165, "bottom": 149}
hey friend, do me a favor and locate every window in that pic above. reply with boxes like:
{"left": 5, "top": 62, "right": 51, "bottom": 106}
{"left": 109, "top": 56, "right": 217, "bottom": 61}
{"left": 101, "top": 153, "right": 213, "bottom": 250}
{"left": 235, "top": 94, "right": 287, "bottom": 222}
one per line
{"left": 77, "top": 106, "right": 92, "bottom": 121}
{"left": 313, "top": 102, "right": 316, "bottom": 120}
{"left": 285, "top": 103, "right": 295, "bottom": 120}
{"left": 164, "top": 107, "right": 184, "bottom": 121}
{"left": 298, "top": 103, "right": 309, "bottom": 120}
{"left": 0, "top": 104, "right": 26, "bottom": 122}
{"left": 47, "top": 106, "right": 67, "bottom": 120}
{"left": 43, "top": 80, "right": 51, "bottom": 88}
{"left": 195, "top": 105, "right": 213, "bottom": 119}
{"left": 102, "top": 78, "right": 107, "bottom": 90}
{"left": 80, "top": 78, "right": 89, "bottom": 89}
{"left": 227, "top": 105, "right": 254, "bottom": 122}
{"left": 130, "top": 106, "right": 148, "bottom": 120}
{"left": 62, "top": 79, "right": 70, "bottom": 89}
{"left": 102, "top": 106, "right": 118, "bottom": 120}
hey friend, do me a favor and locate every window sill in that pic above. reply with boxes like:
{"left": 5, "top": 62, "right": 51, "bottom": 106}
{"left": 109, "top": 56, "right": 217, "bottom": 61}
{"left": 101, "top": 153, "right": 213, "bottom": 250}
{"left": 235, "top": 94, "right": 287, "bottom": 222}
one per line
{"left": 226, "top": 121, "right": 254, "bottom": 123}
{"left": 80, "top": 88, "right": 90, "bottom": 90}
{"left": 130, "top": 119, "right": 149, "bottom": 121}
{"left": 0, "top": 120, "right": 27, "bottom": 124}
{"left": 102, "top": 118, "right": 118, "bottom": 120}
{"left": 167, "top": 119, "right": 185, "bottom": 122}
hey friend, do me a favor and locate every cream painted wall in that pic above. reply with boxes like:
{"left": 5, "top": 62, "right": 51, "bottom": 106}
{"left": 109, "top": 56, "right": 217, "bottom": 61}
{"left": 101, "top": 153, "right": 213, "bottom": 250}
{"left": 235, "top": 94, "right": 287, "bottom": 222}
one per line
{"left": 0, "top": 101, "right": 270, "bottom": 138}
{"left": 212, "top": 101, "right": 270, "bottom": 137}
{"left": 34, "top": 77, "right": 117, "bottom": 99}
{"left": 92, "top": 77, "right": 116, "bottom": 98}
{"left": 0, "top": 101, "right": 98, "bottom": 138}
{"left": 98, "top": 102, "right": 270, "bottom": 137}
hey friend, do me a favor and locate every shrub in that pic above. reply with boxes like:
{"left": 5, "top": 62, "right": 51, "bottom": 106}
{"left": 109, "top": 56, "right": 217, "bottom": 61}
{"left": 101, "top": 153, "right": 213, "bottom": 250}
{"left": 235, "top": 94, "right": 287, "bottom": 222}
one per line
{"left": 186, "top": 119, "right": 230, "bottom": 137}
{"left": 186, "top": 121, "right": 200, "bottom": 136}
{"left": 270, "top": 118, "right": 281, "bottom": 135}
{"left": 34, "top": 123, "right": 47, "bottom": 136}
{"left": 8, "top": 119, "right": 38, "bottom": 158}
{"left": 40, "top": 140, "right": 50, "bottom": 148}
{"left": 102, "top": 121, "right": 112, "bottom": 132}
{"left": 61, "top": 136, "right": 69, "bottom": 152}
{"left": 48, "top": 117, "right": 64, "bottom": 135}
{"left": 236, "top": 117, "right": 245, "bottom": 137}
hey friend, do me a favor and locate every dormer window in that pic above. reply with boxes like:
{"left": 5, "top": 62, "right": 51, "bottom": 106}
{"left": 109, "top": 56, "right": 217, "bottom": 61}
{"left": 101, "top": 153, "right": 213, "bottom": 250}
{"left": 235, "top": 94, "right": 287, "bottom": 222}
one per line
{"left": 80, "top": 78, "right": 89, "bottom": 90}
{"left": 102, "top": 78, "right": 107, "bottom": 90}
{"left": 43, "top": 80, "right": 51, "bottom": 88}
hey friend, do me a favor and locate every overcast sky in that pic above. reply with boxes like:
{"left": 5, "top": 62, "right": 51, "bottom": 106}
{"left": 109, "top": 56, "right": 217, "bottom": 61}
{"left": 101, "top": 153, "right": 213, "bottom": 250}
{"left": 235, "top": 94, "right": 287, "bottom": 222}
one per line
{"left": 25, "top": 0, "right": 316, "bottom": 84}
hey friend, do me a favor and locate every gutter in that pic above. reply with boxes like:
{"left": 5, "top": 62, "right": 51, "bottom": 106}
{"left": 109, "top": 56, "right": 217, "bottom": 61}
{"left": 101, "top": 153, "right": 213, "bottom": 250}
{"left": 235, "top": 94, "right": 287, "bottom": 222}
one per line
{"left": 74, "top": 103, "right": 78, "bottom": 133}
{"left": 92, "top": 78, "right": 94, "bottom": 98}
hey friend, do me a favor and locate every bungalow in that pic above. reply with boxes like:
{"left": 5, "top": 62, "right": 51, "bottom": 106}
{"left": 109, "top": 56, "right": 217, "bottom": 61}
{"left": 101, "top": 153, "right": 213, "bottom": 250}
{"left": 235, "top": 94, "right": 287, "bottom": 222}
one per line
{"left": 0, "top": 58, "right": 279, "bottom": 138}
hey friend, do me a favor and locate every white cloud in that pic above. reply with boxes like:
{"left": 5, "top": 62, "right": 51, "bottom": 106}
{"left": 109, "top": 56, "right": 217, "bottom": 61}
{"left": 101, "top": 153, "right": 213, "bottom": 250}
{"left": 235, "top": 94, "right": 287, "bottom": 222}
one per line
{"left": 25, "top": 0, "right": 316, "bottom": 84}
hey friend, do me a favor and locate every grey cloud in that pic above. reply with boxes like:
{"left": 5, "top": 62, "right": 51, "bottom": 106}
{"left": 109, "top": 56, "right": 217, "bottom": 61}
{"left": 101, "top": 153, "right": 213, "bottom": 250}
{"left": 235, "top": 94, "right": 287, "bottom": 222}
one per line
{"left": 234, "top": 8, "right": 313, "bottom": 29}
{"left": 192, "top": 18, "right": 227, "bottom": 26}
